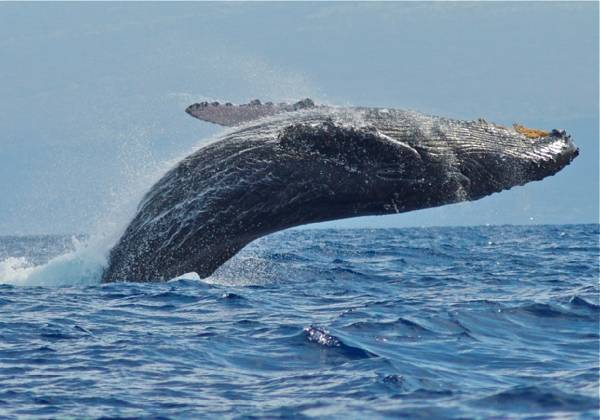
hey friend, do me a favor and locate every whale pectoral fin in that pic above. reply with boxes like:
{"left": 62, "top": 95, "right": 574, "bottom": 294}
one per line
{"left": 185, "top": 98, "right": 316, "bottom": 127}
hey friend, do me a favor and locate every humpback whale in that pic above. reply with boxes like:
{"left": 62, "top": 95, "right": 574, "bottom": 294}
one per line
{"left": 101, "top": 99, "right": 578, "bottom": 282}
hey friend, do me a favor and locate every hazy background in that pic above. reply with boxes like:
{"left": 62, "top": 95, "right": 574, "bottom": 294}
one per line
{"left": 0, "top": 2, "right": 597, "bottom": 235}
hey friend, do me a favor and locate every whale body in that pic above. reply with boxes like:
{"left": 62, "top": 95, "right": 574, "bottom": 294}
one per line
{"left": 101, "top": 100, "right": 578, "bottom": 282}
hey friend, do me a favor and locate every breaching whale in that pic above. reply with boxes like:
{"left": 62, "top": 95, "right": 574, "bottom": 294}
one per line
{"left": 101, "top": 99, "right": 578, "bottom": 282}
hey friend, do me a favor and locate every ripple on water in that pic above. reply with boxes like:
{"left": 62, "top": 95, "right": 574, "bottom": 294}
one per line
{"left": 0, "top": 224, "right": 597, "bottom": 417}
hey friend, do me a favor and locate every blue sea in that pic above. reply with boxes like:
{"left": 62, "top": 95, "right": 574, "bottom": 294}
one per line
{"left": 0, "top": 224, "right": 598, "bottom": 418}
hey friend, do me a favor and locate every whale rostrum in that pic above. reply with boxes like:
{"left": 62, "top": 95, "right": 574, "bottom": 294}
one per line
{"left": 102, "top": 99, "right": 578, "bottom": 282}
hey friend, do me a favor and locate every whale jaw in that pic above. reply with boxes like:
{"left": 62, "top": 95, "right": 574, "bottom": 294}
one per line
{"left": 456, "top": 127, "right": 579, "bottom": 201}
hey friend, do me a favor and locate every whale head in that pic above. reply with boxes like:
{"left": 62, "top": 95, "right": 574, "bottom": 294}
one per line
{"left": 276, "top": 112, "right": 578, "bottom": 217}
{"left": 441, "top": 124, "right": 579, "bottom": 201}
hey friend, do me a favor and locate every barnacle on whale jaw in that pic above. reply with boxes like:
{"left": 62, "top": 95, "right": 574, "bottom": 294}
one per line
{"left": 513, "top": 124, "right": 551, "bottom": 139}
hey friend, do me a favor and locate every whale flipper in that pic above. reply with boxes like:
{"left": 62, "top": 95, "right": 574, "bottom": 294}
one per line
{"left": 185, "top": 98, "right": 316, "bottom": 126}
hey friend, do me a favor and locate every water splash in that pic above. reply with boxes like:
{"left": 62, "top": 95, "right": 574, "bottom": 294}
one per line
{"left": 0, "top": 236, "right": 104, "bottom": 286}
{"left": 0, "top": 130, "right": 176, "bottom": 286}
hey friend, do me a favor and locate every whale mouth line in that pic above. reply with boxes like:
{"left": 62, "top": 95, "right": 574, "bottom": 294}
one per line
{"left": 376, "top": 171, "right": 405, "bottom": 180}
{"left": 376, "top": 168, "right": 405, "bottom": 180}
{"left": 375, "top": 166, "right": 420, "bottom": 182}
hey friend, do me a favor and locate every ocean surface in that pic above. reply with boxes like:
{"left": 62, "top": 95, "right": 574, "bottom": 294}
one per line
{"left": 0, "top": 224, "right": 598, "bottom": 418}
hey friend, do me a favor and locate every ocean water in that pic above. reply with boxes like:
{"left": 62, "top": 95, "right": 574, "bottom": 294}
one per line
{"left": 0, "top": 224, "right": 598, "bottom": 418}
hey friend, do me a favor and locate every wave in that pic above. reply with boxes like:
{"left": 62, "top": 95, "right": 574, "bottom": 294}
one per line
{"left": 0, "top": 236, "right": 106, "bottom": 287}
{"left": 514, "top": 302, "right": 595, "bottom": 321}
{"left": 474, "top": 385, "right": 599, "bottom": 412}
{"left": 302, "top": 326, "right": 377, "bottom": 360}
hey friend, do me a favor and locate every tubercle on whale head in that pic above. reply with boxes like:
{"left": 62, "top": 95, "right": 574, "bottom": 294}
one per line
{"left": 512, "top": 122, "right": 579, "bottom": 162}
{"left": 525, "top": 128, "right": 579, "bottom": 181}
{"left": 451, "top": 122, "right": 578, "bottom": 200}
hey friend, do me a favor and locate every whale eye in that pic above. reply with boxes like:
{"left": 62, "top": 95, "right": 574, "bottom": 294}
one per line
{"left": 376, "top": 166, "right": 406, "bottom": 180}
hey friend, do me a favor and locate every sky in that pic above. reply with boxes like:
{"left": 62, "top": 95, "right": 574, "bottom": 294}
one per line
{"left": 0, "top": 2, "right": 598, "bottom": 235}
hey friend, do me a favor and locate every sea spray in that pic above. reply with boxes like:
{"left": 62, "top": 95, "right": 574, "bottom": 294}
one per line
{"left": 0, "top": 237, "right": 105, "bottom": 286}
{"left": 0, "top": 127, "right": 234, "bottom": 286}
{"left": 1, "top": 91, "right": 324, "bottom": 287}
{"left": 0, "top": 131, "right": 174, "bottom": 286}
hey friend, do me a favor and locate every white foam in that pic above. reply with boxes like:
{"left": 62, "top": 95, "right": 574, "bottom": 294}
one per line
{"left": 0, "top": 136, "right": 175, "bottom": 287}
{"left": 168, "top": 272, "right": 201, "bottom": 282}
{"left": 0, "top": 237, "right": 105, "bottom": 287}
